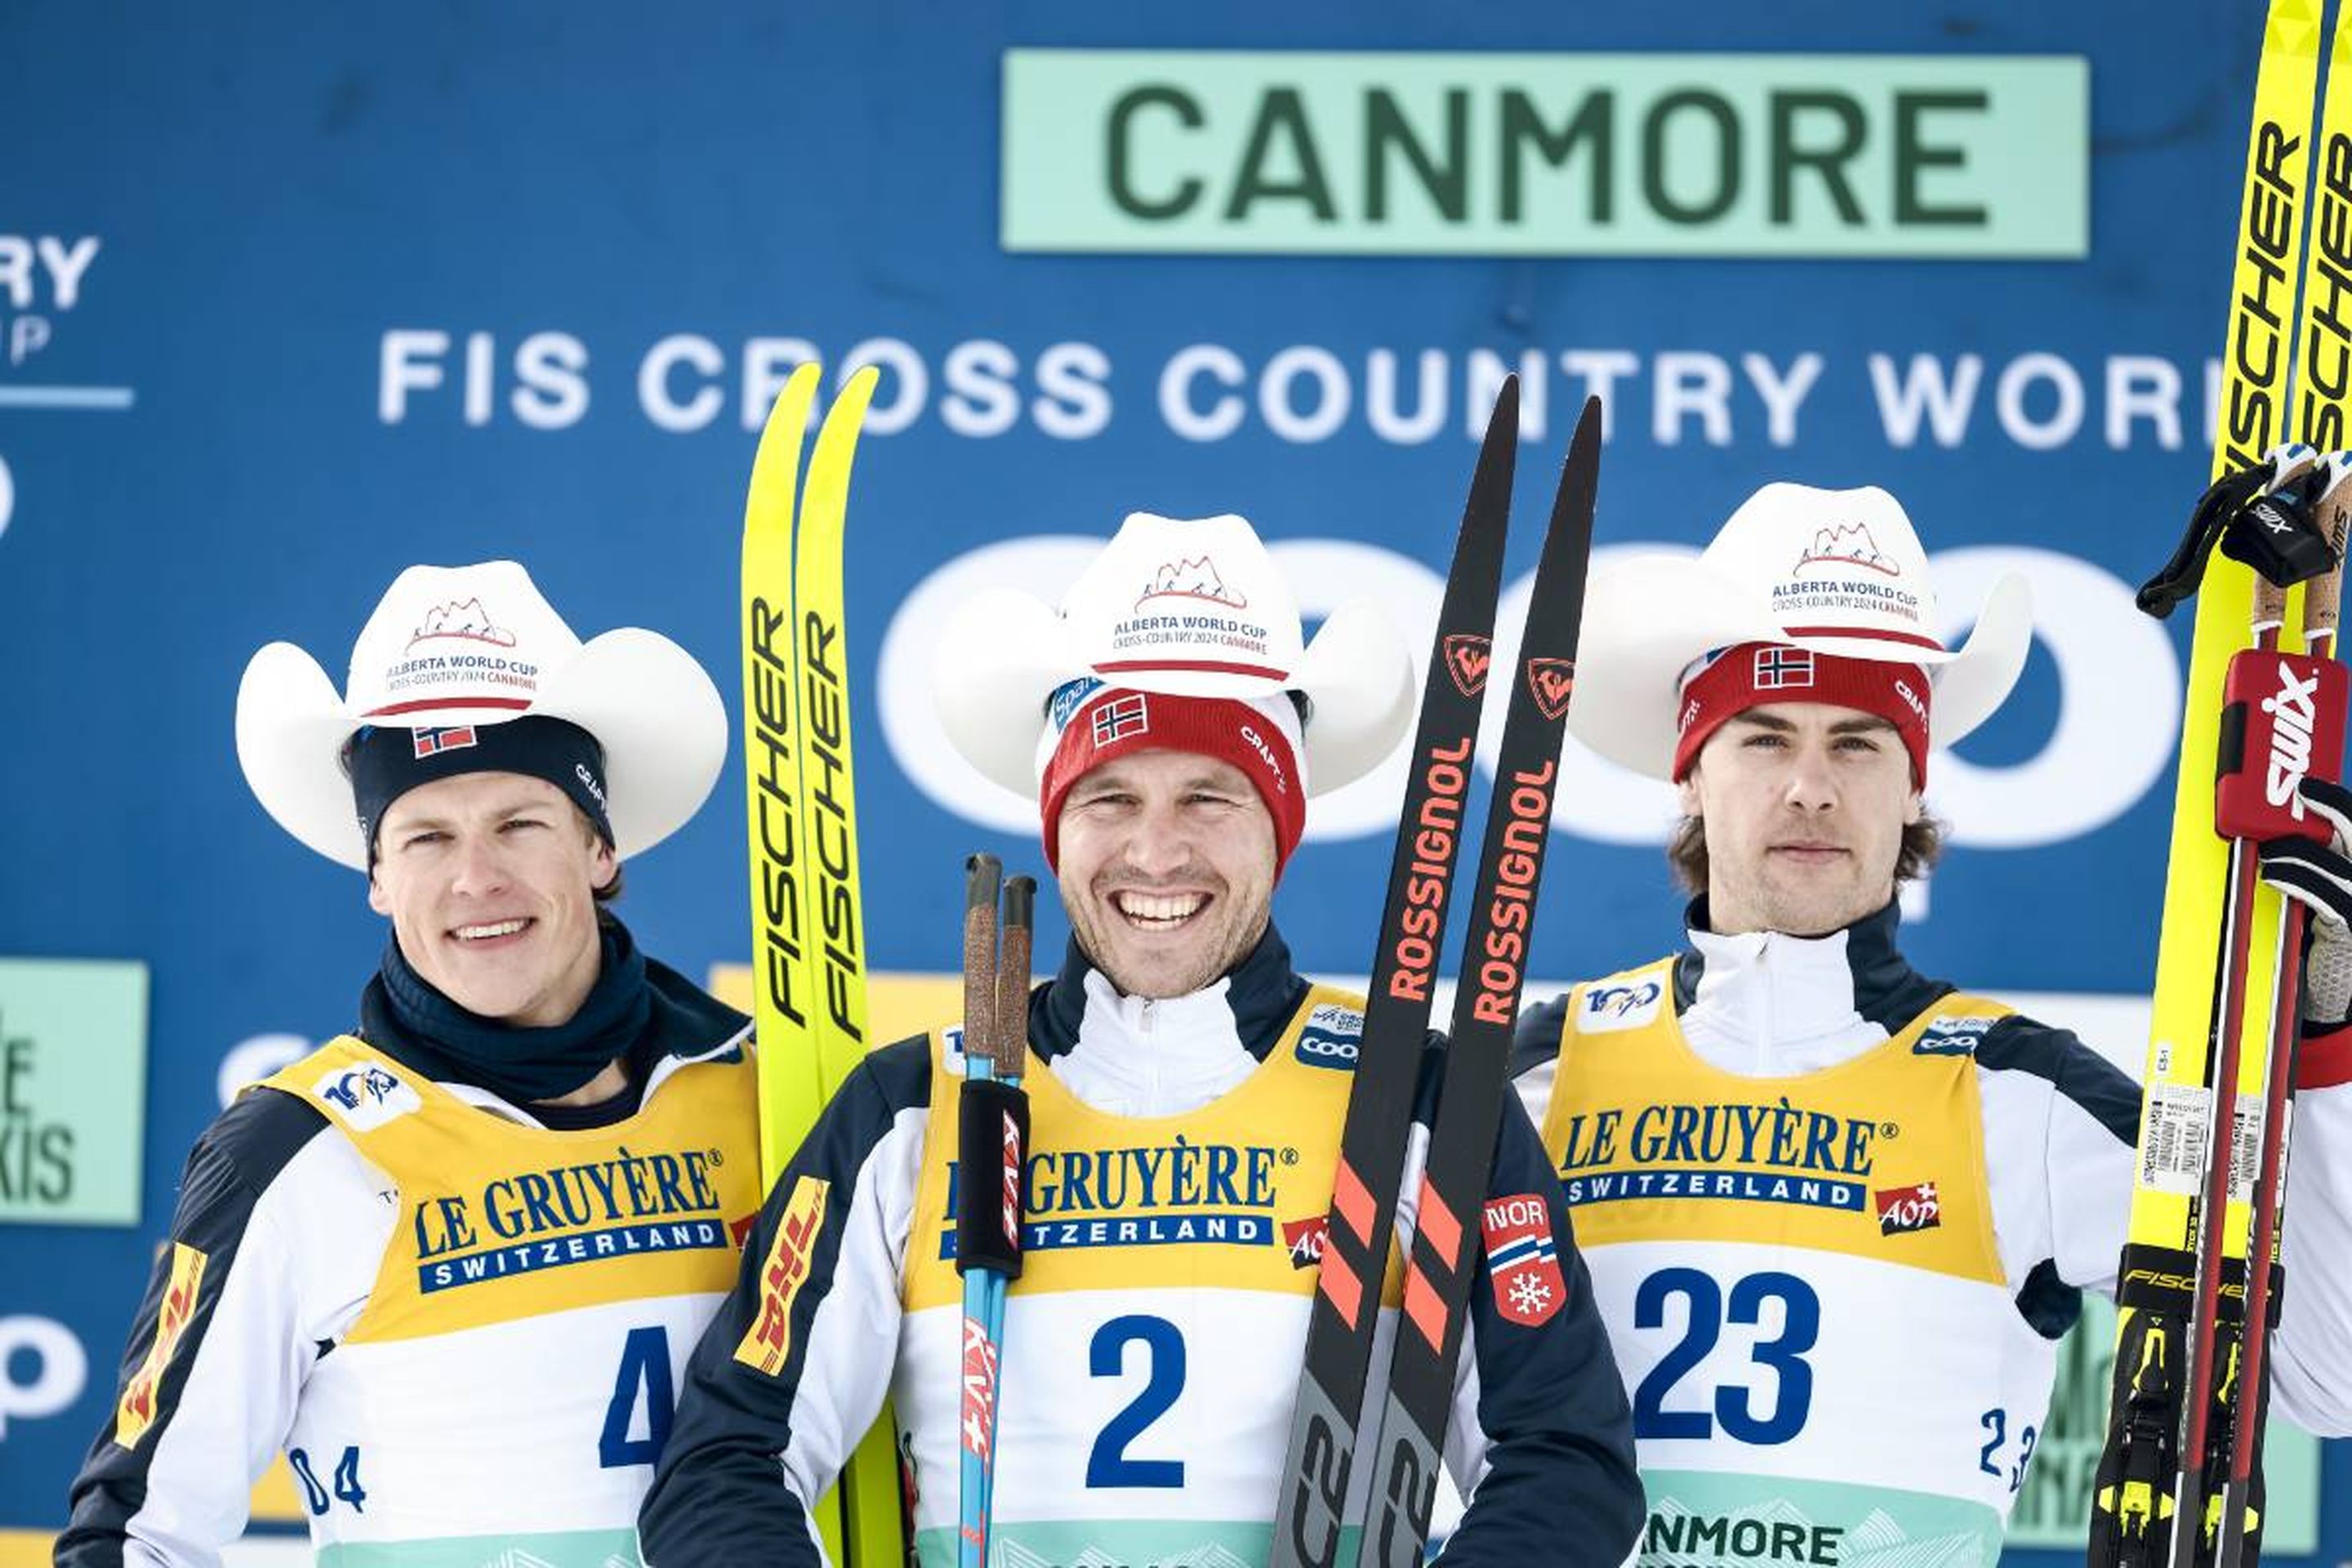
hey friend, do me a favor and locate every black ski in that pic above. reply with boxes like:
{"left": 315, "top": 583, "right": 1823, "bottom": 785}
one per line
{"left": 1270, "top": 378, "right": 1521, "bottom": 1568}
{"left": 1356, "top": 395, "right": 1603, "bottom": 1568}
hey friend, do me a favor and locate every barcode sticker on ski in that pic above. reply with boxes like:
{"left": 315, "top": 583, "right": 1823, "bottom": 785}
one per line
{"left": 2228, "top": 1093, "right": 2266, "bottom": 1205}
{"left": 2140, "top": 1082, "right": 2213, "bottom": 1196}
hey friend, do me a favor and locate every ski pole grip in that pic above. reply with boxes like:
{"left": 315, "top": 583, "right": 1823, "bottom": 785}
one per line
{"left": 963, "top": 854, "right": 1002, "bottom": 1069}
{"left": 2214, "top": 648, "right": 2348, "bottom": 840}
{"left": 955, "top": 1076, "right": 1029, "bottom": 1279}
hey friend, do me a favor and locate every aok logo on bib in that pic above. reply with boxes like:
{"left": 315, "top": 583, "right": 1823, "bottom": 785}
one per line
{"left": 1481, "top": 1193, "right": 1566, "bottom": 1326}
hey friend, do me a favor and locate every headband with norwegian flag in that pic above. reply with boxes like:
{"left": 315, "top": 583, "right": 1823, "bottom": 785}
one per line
{"left": 1674, "top": 643, "right": 1931, "bottom": 784}
{"left": 1035, "top": 682, "right": 1309, "bottom": 875}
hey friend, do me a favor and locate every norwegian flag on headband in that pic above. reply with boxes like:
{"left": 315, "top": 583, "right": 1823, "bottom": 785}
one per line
{"left": 412, "top": 725, "right": 479, "bottom": 759}
{"left": 1753, "top": 647, "right": 1815, "bottom": 690}
{"left": 1091, "top": 693, "right": 1150, "bottom": 746}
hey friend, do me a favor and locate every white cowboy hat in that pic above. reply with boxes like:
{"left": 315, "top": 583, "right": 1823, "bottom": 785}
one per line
{"left": 235, "top": 560, "right": 726, "bottom": 869}
{"left": 933, "top": 512, "right": 1412, "bottom": 796}
{"left": 1570, "top": 483, "right": 2034, "bottom": 780}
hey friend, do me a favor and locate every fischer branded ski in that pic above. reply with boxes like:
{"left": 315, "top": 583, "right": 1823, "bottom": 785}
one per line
{"left": 739, "top": 360, "right": 907, "bottom": 1568}
{"left": 1355, "top": 396, "right": 1602, "bottom": 1568}
{"left": 1270, "top": 380, "right": 1521, "bottom": 1568}
{"left": 2091, "top": 4, "right": 2352, "bottom": 1563}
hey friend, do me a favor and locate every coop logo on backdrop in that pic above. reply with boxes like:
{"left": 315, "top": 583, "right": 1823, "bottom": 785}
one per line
{"left": 872, "top": 535, "right": 2184, "bottom": 860}
{"left": 0, "top": 1314, "right": 87, "bottom": 1441}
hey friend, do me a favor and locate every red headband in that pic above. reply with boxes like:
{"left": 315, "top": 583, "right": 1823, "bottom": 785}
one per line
{"left": 1040, "top": 688, "right": 1307, "bottom": 874}
{"left": 1675, "top": 643, "right": 1931, "bottom": 783}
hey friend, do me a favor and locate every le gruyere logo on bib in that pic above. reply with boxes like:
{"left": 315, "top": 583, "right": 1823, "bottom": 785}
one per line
{"left": 114, "top": 1241, "right": 206, "bottom": 1450}
{"left": 1579, "top": 979, "right": 1664, "bottom": 1034}
{"left": 735, "top": 1176, "right": 831, "bottom": 1376}
{"left": 312, "top": 1059, "right": 421, "bottom": 1130}
{"left": 1481, "top": 1194, "right": 1566, "bottom": 1326}
{"left": 1295, "top": 1001, "right": 1365, "bottom": 1071}
{"left": 409, "top": 1143, "right": 733, "bottom": 1295}
{"left": 942, "top": 1136, "right": 1293, "bottom": 1258}
{"left": 1556, "top": 1097, "right": 1884, "bottom": 1214}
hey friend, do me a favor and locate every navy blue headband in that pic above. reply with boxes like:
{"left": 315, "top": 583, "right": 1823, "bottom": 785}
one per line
{"left": 345, "top": 715, "right": 611, "bottom": 864}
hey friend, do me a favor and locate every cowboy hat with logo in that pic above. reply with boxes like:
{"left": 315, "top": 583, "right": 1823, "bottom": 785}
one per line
{"left": 236, "top": 560, "right": 726, "bottom": 870}
{"left": 1569, "top": 483, "right": 2034, "bottom": 782}
{"left": 933, "top": 512, "right": 1413, "bottom": 865}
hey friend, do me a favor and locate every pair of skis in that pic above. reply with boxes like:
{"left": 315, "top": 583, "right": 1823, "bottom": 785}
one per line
{"left": 737, "top": 360, "right": 907, "bottom": 1568}
{"left": 2092, "top": 3, "right": 2352, "bottom": 1564}
{"left": 1273, "top": 381, "right": 1602, "bottom": 1568}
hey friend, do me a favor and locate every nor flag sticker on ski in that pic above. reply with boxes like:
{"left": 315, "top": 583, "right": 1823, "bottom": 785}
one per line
{"left": 1481, "top": 1193, "right": 1566, "bottom": 1326}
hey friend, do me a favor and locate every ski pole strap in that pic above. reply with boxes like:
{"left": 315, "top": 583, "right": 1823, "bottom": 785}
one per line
{"left": 955, "top": 1076, "right": 1029, "bottom": 1279}
{"left": 2139, "top": 461, "right": 2337, "bottom": 619}
{"left": 2114, "top": 1243, "right": 2286, "bottom": 1325}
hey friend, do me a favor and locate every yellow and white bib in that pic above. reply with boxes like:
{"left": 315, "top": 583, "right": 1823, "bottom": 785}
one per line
{"left": 894, "top": 987, "right": 1382, "bottom": 1568}
{"left": 260, "top": 1036, "right": 762, "bottom": 1567}
{"left": 1538, "top": 960, "right": 2053, "bottom": 1568}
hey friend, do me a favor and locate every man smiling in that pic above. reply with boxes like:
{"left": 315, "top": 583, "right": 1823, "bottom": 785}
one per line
{"left": 59, "top": 562, "right": 763, "bottom": 1566}
{"left": 642, "top": 513, "right": 1642, "bottom": 1566}
{"left": 1511, "top": 484, "right": 2352, "bottom": 1562}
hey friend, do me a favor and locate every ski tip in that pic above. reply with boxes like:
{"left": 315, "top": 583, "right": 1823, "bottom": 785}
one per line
{"left": 1477, "top": 376, "right": 1521, "bottom": 452}
{"left": 755, "top": 360, "right": 825, "bottom": 444}
{"left": 1570, "top": 394, "right": 1603, "bottom": 454}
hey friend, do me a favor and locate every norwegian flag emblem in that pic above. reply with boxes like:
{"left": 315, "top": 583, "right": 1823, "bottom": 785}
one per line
{"left": 1481, "top": 1194, "right": 1566, "bottom": 1326}
{"left": 1443, "top": 635, "right": 1492, "bottom": 697}
{"left": 1091, "top": 694, "right": 1150, "bottom": 746}
{"left": 412, "top": 725, "right": 479, "bottom": 759}
{"left": 1753, "top": 648, "right": 1815, "bottom": 690}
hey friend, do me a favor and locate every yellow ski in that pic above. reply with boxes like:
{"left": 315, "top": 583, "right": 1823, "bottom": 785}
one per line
{"left": 2093, "top": 2, "right": 2333, "bottom": 1561}
{"left": 741, "top": 359, "right": 906, "bottom": 1566}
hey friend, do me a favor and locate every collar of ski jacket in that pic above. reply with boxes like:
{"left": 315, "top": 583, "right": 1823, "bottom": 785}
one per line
{"left": 359, "top": 915, "right": 749, "bottom": 1119}
{"left": 1031, "top": 922, "right": 1312, "bottom": 1068}
{"left": 1674, "top": 897, "right": 1954, "bottom": 1077}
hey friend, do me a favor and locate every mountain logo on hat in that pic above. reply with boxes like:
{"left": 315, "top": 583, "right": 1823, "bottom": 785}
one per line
{"left": 409, "top": 597, "right": 519, "bottom": 649}
{"left": 1444, "top": 635, "right": 1492, "bottom": 697}
{"left": 1137, "top": 555, "right": 1248, "bottom": 612}
{"left": 1527, "top": 658, "right": 1575, "bottom": 720}
{"left": 1794, "top": 523, "right": 1900, "bottom": 577}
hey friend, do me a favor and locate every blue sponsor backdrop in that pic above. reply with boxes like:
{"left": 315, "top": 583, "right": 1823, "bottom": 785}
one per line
{"left": 5, "top": 0, "right": 2349, "bottom": 1556}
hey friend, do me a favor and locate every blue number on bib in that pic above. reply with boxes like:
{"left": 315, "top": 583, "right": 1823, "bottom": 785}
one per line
{"left": 1633, "top": 1269, "right": 1818, "bottom": 1446}
{"left": 286, "top": 1448, "right": 330, "bottom": 1516}
{"left": 1086, "top": 1314, "right": 1185, "bottom": 1488}
{"left": 332, "top": 1446, "right": 368, "bottom": 1512}
{"left": 599, "top": 1325, "right": 675, "bottom": 1468}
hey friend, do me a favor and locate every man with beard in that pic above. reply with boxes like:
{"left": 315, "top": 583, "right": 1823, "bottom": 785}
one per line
{"left": 643, "top": 513, "right": 1642, "bottom": 1566}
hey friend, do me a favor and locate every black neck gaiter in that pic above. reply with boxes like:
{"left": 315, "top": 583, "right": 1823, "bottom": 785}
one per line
{"left": 362, "top": 917, "right": 653, "bottom": 1104}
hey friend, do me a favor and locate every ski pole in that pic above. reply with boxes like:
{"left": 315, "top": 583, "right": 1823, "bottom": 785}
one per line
{"left": 955, "top": 855, "right": 1032, "bottom": 1568}
{"left": 2216, "top": 469, "right": 2351, "bottom": 1568}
